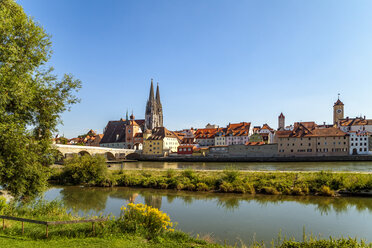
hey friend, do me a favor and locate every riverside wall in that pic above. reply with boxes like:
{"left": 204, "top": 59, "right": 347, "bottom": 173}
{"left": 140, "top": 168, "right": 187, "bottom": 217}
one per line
{"left": 138, "top": 155, "right": 372, "bottom": 163}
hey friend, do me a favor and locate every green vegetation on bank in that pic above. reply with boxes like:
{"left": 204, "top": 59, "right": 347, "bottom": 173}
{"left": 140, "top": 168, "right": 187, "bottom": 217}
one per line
{"left": 52, "top": 157, "right": 372, "bottom": 196}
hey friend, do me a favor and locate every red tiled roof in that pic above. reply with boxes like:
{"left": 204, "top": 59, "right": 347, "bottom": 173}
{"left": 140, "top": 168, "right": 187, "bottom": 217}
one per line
{"left": 245, "top": 141, "right": 265, "bottom": 146}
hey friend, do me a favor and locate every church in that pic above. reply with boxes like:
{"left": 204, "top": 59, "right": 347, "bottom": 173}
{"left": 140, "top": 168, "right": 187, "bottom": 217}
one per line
{"left": 99, "top": 79, "right": 164, "bottom": 149}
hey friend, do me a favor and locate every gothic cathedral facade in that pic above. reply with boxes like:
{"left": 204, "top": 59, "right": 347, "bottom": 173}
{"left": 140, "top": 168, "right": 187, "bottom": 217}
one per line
{"left": 145, "top": 79, "right": 163, "bottom": 130}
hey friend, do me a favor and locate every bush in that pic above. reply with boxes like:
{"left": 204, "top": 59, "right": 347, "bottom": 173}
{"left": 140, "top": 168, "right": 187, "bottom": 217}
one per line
{"left": 181, "top": 169, "right": 197, "bottom": 180}
{"left": 0, "top": 196, "right": 7, "bottom": 214}
{"left": 166, "top": 169, "right": 175, "bottom": 178}
{"left": 196, "top": 182, "right": 209, "bottom": 191}
{"left": 219, "top": 181, "right": 234, "bottom": 192}
{"left": 261, "top": 186, "right": 280, "bottom": 195}
{"left": 223, "top": 167, "right": 240, "bottom": 183}
{"left": 319, "top": 185, "right": 335, "bottom": 197}
{"left": 61, "top": 154, "right": 108, "bottom": 185}
{"left": 116, "top": 203, "right": 174, "bottom": 237}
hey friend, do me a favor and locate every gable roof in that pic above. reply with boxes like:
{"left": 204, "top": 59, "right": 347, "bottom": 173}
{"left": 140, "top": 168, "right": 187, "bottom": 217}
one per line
{"left": 147, "top": 127, "right": 179, "bottom": 141}
{"left": 100, "top": 120, "right": 127, "bottom": 143}
{"left": 225, "top": 122, "right": 251, "bottom": 136}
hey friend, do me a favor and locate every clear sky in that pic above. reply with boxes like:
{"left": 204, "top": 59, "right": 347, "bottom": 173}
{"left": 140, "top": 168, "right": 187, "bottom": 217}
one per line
{"left": 18, "top": 0, "right": 372, "bottom": 138}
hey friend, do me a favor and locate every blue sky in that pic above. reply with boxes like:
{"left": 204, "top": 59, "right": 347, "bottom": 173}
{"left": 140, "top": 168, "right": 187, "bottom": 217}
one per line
{"left": 18, "top": 0, "right": 372, "bottom": 138}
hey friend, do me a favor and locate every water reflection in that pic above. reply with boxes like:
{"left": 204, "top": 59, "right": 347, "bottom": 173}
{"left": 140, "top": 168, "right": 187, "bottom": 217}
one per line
{"left": 45, "top": 186, "right": 372, "bottom": 245}
{"left": 53, "top": 186, "right": 372, "bottom": 216}
{"left": 109, "top": 161, "right": 372, "bottom": 172}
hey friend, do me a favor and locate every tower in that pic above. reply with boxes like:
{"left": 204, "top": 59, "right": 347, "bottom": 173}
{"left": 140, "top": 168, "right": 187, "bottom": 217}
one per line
{"left": 155, "top": 82, "right": 163, "bottom": 127}
{"left": 333, "top": 94, "right": 344, "bottom": 125}
{"left": 278, "top": 113, "right": 285, "bottom": 131}
{"left": 145, "top": 79, "right": 163, "bottom": 130}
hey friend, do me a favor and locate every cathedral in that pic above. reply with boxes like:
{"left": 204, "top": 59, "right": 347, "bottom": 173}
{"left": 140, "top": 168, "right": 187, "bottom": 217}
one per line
{"left": 145, "top": 79, "right": 163, "bottom": 130}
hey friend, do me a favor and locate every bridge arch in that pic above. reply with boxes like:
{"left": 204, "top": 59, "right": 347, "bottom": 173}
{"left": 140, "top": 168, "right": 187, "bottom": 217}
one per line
{"left": 78, "top": 150, "right": 91, "bottom": 157}
{"left": 104, "top": 152, "right": 116, "bottom": 161}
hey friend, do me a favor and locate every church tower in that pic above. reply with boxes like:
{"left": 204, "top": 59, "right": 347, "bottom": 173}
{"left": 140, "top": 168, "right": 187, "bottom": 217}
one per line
{"left": 145, "top": 79, "right": 163, "bottom": 130}
{"left": 333, "top": 95, "right": 344, "bottom": 125}
{"left": 155, "top": 82, "right": 163, "bottom": 127}
{"left": 278, "top": 113, "right": 285, "bottom": 131}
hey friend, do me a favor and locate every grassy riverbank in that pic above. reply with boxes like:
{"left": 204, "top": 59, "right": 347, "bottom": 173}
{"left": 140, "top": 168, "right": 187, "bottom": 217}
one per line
{"left": 52, "top": 165, "right": 372, "bottom": 196}
{"left": 0, "top": 198, "right": 371, "bottom": 248}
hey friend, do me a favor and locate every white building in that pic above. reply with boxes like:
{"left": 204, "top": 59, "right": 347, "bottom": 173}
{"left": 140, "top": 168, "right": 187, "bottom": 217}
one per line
{"left": 349, "top": 131, "right": 370, "bottom": 155}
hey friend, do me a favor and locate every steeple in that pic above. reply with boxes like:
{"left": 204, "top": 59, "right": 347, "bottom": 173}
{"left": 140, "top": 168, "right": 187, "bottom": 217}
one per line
{"left": 126, "top": 109, "right": 129, "bottom": 121}
{"left": 156, "top": 82, "right": 161, "bottom": 104}
{"left": 149, "top": 79, "right": 154, "bottom": 101}
{"left": 145, "top": 79, "right": 163, "bottom": 130}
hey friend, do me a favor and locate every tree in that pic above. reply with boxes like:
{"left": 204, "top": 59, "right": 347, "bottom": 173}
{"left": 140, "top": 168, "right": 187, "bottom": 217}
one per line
{"left": 0, "top": 0, "right": 81, "bottom": 199}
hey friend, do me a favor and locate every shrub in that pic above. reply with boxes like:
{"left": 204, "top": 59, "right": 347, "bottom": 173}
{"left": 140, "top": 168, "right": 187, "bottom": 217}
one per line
{"left": 292, "top": 187, "right": 304, "bottom": 196}
{"left": 196, "top": 182, "right": 209, "bottom": 191}
{"left": 61, "top": 154, "right": 108, "bottom": 185}
{"left": 243, "top": 182, "right": 255, "bottom": 194}
{"left": 223, "top": 167, "right": 240, "bottom": 183}
{"left": 166, "top": 169, "right": 175, "bottom": 178}
{"left": 319, "top": 185, "right": 335, "bottom": 197}
{"left": 117, "top": 203, "right": 174, "bottom": 237}
{"left": 0, "top": 196, "right": 7, "bottom": 214}
{"left": 181, "top": 169, "right": 197, "bottom": 180}
{"left": 261, "top": 186, "right": 280, "bottom": 195}
{"left": 219, "top": 181, "right": 234, "bottom": 193}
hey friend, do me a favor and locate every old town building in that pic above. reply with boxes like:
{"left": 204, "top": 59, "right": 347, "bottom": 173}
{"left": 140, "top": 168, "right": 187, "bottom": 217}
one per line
{"left": 276, "top": 122, "right": 349, "bottom": 157}
{"left": 142, "top": 127, "right": 180, "bottom": 156}
{"left": 194, "top": 128, "right": 218, "bottom": 147}
{"left": 349, "top": 131, "right": 370, "bottom": 155}
{"left": 225, "top": 122, "right": 252, "bottom": 145}
{"left": 100, "top": 112, "right": 145, "bottom": 149}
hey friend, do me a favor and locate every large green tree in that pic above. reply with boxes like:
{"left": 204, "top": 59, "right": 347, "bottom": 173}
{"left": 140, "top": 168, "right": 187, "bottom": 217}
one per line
{"left": 0, "top": 0, "right": 81, "bottom": 198}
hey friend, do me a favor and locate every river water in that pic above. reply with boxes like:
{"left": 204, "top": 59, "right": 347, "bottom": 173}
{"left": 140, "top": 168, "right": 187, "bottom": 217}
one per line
{"left": 44, "top": 186, "right": 372, "bottom": 246}
{"left": 110, "top": 161, "right": 372, "bottom": 172}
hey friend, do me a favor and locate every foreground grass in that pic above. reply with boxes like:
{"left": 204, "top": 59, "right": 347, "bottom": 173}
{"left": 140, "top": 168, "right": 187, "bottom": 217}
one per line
{"left": 1, "top": 234, "right": 371, "bottom": 248}
{"left": 0, "top": 233, "right": 221, "bottom": 248}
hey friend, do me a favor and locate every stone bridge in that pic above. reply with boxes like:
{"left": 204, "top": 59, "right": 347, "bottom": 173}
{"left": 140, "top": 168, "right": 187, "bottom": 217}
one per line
{"left": 54, "top": 144, "right": 137, "bottom": 161}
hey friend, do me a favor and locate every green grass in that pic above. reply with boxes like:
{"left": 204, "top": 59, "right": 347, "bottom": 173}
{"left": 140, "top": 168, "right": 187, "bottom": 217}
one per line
{"left": 0, "top": 233, "right": 223, "bottom": 248}
{"left": 51, "top": 168, "right": 372, "bottom": 196}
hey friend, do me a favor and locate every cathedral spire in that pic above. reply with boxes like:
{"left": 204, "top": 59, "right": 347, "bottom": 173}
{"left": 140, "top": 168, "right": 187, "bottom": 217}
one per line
{"left": 126, "top": 109, "right": 129, "bottom": 121}
{"left": 149, "top": 79, "right": 154, "bottom": 101}
{"left": 156, "top": 82, "right": 161, "bottom": 104}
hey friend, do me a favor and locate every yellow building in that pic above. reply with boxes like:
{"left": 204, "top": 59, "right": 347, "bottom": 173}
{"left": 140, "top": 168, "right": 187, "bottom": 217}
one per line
{"left": 143, "top": 127, "right": 180, "bottom": 156}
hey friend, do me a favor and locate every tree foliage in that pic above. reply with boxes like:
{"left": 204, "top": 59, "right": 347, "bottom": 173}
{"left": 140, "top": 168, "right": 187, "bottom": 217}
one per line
{"left": 0, "top": 0, "right": 81, "bottom": 198}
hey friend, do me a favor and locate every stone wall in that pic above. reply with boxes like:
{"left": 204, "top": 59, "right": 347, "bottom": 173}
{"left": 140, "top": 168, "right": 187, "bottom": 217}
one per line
{"left": 228, "top": 144, "right": 278, "bottom": 157}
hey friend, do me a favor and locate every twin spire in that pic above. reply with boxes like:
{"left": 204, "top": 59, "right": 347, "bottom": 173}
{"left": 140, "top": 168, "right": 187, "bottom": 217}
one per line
{"left": 149, "top": 78, "right": 161, "bottom": 103}
{"left": 145, "top": 78, "right": 163, "bottom": 130}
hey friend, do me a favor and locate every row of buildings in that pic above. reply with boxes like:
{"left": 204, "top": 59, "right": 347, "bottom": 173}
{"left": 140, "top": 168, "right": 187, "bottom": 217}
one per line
{"left": 65, "top": 80, "right": 372, "bottom": 158}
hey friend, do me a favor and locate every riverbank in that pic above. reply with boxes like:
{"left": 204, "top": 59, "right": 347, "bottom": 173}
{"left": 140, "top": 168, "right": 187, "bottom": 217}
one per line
{"left": 139, "top": 155, "right": 372, "bottom": 163}
{"left": 51, "top": 168, "right": 372, "bottom": 197}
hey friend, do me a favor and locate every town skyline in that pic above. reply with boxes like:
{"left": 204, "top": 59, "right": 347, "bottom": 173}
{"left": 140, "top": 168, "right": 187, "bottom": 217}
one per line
{"left": 18, "top": 0, "right": 372, "bottom": 138}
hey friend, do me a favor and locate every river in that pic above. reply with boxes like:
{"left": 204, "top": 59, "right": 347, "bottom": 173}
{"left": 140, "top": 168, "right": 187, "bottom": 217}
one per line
{"left": 108, "top": 160, "right": 372, "bottom": 172}
{"left": 44, "top": 186, "right": 372, "bottom": 246}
